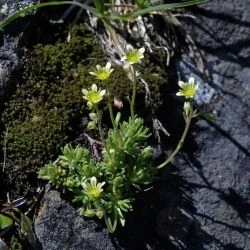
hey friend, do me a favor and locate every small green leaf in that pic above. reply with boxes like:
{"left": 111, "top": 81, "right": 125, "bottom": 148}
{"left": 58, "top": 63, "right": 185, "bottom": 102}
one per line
{"left": 135, "top": 0, "right": 150, "bottom": 9}
{"left": 0, "top": 213, "right": 13, "bottom": 229}
{"left": 130, "top": 0, "right": 208, "bottom": 19}
{"left": 94, "top": 0, "right": 105, "bottom": 14}
{"left": 0, "top": 1, "right": 100, "bottom": 30}
{"left": 108, "top": 0, "right": 208, "bottom": 20}
{"left": 20, "top": 214, "right": 37, "bottom": 248}
{"left": 115, "top": 112, "right": 121, "bottom": 127}
{"left": 201, "top": 112, "right": 216, "bottom": 121}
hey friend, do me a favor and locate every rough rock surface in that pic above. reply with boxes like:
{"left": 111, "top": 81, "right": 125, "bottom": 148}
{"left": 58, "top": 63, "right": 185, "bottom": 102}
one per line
{"left": 34, "top": 189, "right": 115, "bottom": 250}
{"left": 2, "top": 0, "right": 250, "bottom": 249}
{"left": 166, "top": 0, "right": 250, "bottom": 249}
{"left": 0, "top": 238, "right": 7, "bottom": 250}
{"left": 110, "top": 0, "right": 250, "bottom": 249}
{"left": 0, "top": 0, "right": 35, "bottom": 104}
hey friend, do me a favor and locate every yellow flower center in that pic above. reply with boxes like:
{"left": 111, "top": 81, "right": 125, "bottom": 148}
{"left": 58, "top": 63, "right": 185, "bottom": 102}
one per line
{"left": 87, "top": 187, "right": 101, "bottom": 199}
{"left": 127, "top": 50, "right": 140, "bottom": 63}
{"left": 182, "top": 85, "right": 196, "bottom": 98}
{"left": 97, "top": 71, "right": 110, "bottom": 81}
{"left": 88, "top": 91, "right": 102, "bottom": 104}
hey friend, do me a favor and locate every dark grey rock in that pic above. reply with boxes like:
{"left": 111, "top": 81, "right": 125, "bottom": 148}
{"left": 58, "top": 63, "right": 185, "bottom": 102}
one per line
{"left": 0, "top": 34, "right": 21, "bottom": 102}
{"left": 165, "top": 0, "right": 250, "bottom": 249}
{"left": 0, "top": 0, "right": 36, "bottom": 104}
{"left": 34, "top": 189, "right": 115, "bottom": 250}
{"left": 0, "top": 0, "right": 36, "bottom": 17}
{"left": 0, "top": 0, "right": 40, "bottom": 104}
{"left": 0, "top": 238, "right": 7, "bottom": 250}
{"left": 157, "top": 207, "right": 195, "bottom": 247}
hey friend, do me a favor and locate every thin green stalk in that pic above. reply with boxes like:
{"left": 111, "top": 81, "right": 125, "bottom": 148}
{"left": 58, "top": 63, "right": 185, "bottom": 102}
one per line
{"left": 103, "top": 20, "right": 124, "bottom": 56}
{"left": 107, "top": 94, "right": 117, "bottom": 130}
{"left": 130, "top": 66, "right": 137, "bottom": 118}
{"left": 157, "top": 109, "right": 193, "bottom": 169}
{"left": 95, "top": 106, "right": 112, "bottom": 159}
{"left": 95, "top": 106, "right": 105, "bottom": 143}
{"left": 107, "top": 95, "right": 123, "bottom": 142}
{"left": 131, "top": 79, "right": 136, "bottom": 118}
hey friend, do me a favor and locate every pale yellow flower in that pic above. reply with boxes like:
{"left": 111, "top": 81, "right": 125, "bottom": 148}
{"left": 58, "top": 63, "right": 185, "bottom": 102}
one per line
{"left": 82, "top": 177, "right": 105, "bottom": 199}
{"left": 176, "top": 77, "right": 198, "bottom": 99}
{"left": 121, "top": 46, "right": 145, "bottom": 64}
{"left": 82, "top": 84, "right": 106, "bottom": 108}
{"left": 89, "top": 62, "right": 114, "bottom": 81}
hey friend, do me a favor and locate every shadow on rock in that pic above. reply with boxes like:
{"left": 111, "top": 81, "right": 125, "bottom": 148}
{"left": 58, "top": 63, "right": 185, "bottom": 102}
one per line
{"left": 112, "top": 165, "right": 217, "bottom": 250}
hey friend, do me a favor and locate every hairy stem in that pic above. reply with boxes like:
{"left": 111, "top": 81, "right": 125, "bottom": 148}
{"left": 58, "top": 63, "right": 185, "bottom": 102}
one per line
{"left": 130, "top": 66, "right": 136, "bottom": 118}
{"left": 96, "top": 106, "right": 105, "bottom": 143}
{"left": 107, "top": 93, "right": 117, "bottom": 130}
{"left": 157, "top": 106, "right": 193, "bottom": 169}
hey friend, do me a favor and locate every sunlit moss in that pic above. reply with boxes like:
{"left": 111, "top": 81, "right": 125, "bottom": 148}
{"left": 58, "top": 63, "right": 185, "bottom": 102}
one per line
{"left": 2, "top": 23, "right": 103, "bottom": 169}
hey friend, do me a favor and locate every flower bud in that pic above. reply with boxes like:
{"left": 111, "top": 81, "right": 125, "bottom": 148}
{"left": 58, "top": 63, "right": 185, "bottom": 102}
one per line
{"left": 114, "top": 97, "right": 123, "bottom": 109}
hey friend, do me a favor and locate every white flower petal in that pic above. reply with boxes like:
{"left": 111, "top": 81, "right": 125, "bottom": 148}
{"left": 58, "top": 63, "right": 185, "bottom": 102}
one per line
{"left": 139, "top": 47, "right": 145, "bottom": 54}
{"left": 100, "top": 90, "right": 106, "bottom": 96}
{"left": 89, "top": 72, "right": 96, "bottom": 76}
{"left": 121, "top": 56, "right": 126, "bottom": 62}
{"left": 92, "top": 84, "right": 98, "bottom": 92}
{"left": 188, "top": 77, "right": 195, "bottom": 84}
{"left": 125, "top": 44, "right": 133, "bottom": 51}
{"left": 82, "top": 89, "right": 88, "bottom": 95}
{"left": 82, "top": 182, "right": 87, "bottom": 189}
{"left": 178, "top": 81, "right": 186, "bottom": 88}
{"left": 176, "top": 92, "right": 184, "bottom": 96}
{"left": 90, "top": 176, "right": 97, "bottom": 186}
{"left": 106, "top": 62, "right": 111, "bottom": 70}
{"left": 96, "top": 65, "right": 101, "bottom": 70}
{"left": 98, "top": 182, "right": 105, "bottom": 188}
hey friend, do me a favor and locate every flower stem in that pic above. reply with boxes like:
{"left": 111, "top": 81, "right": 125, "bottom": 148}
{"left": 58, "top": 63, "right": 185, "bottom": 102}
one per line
{"left": 95, "top": 106, "right": 113, "bottom": 159}
{"left": 157, "top": 107, "right": 193, "bottom": 169}
{"left": 130, "top": 66, "right": 136, "bottom": 118}
{"left": 107, "top": 94, "right": 117, "bottom": 129}
{"left": 96, "top": 106, "right": 105, "bottom": 143}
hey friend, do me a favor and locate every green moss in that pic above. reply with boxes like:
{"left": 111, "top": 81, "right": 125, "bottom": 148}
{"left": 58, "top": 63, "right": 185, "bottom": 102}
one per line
{"left": 9, "top": 235, "right": 23, "bottom": 250}
{"left": 2, "top": 23, "right": 104, "bottom": 169}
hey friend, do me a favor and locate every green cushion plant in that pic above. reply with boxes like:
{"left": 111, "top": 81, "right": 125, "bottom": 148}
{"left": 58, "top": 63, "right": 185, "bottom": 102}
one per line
{"left": 38, "top": 47, "right": 199, "bottom": 232}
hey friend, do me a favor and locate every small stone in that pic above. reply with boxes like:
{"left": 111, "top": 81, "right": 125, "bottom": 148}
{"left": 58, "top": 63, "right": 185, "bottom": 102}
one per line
{"left": 34, "top": 189, "right": 115, "bottom": 250}
{"left": 0, "top": 238, "right": 8, "bottom": 250}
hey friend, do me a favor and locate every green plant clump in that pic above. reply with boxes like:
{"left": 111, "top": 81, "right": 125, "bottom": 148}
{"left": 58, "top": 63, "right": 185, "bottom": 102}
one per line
{"left": 39, "top": 116, "right": 155, "bottom": 232}
{"left": 39, "top": 46, "right": 199, "bottom": 232}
